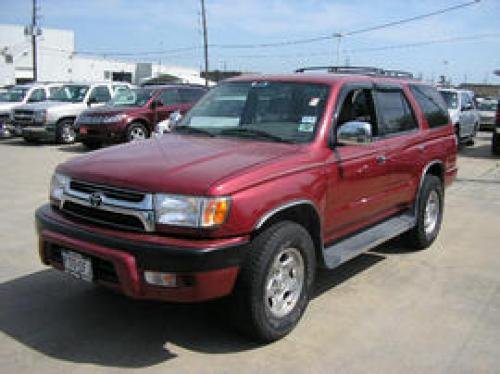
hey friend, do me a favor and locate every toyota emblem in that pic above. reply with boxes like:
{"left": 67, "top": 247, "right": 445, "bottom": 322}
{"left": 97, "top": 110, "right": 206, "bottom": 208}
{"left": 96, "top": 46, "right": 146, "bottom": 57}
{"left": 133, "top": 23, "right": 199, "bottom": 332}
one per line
{"left": 89, "top": 192, "right": 103, "bottom": 208}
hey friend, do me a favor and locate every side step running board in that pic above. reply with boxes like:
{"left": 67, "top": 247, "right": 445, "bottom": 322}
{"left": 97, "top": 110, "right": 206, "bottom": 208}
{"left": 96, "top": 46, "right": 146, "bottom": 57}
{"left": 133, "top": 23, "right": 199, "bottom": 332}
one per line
{"left": 323, "top": 212, "right": 416, "bottom": 269}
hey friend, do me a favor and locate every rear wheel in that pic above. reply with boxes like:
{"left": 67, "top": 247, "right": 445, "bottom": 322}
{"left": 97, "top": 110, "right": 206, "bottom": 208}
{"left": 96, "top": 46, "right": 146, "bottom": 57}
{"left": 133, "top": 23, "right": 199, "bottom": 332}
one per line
{"left": 404, "top": 175, "right": 444, "bottom": 250}
{"left": 126, "top": 122, "right": 148, "bottom": 142}
{"left": 56, "top": 119, "right": 76, "bottom": 144}
{"left": 231, "top": 221, "right": 316, "bottom": 342}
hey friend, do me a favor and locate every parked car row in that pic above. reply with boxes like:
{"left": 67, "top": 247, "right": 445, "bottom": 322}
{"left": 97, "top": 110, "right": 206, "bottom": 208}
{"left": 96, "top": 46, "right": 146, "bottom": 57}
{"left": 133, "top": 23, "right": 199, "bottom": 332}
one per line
{"left": 0, "top": 82, "right": 207, "bottom": 149}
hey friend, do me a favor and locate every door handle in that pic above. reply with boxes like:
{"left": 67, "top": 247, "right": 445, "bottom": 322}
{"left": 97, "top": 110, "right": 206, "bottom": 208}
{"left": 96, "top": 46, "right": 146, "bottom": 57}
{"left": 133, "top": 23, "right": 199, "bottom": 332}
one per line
{"left": 376, "top": 155, "right": 387, "bottom": 164}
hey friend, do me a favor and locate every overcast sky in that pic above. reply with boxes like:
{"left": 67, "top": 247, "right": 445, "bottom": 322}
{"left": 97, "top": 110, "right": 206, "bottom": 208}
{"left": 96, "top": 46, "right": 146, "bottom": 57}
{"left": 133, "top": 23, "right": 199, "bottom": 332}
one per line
{"left": 1, "top": 0, "right": 499, "bottom": 84}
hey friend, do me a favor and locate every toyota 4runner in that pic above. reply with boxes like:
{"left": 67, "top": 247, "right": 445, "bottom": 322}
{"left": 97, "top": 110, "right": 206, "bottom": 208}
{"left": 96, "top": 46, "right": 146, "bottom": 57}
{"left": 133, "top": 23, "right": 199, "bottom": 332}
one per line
{"left": 35, "top": 67, "right": 457, "bottom": 342}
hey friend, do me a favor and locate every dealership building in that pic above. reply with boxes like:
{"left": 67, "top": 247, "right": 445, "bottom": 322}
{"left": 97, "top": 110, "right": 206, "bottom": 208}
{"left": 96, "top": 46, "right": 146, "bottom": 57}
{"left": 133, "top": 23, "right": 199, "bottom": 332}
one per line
{"left": 0, "top": 24, "right": 206, "bottom": 86}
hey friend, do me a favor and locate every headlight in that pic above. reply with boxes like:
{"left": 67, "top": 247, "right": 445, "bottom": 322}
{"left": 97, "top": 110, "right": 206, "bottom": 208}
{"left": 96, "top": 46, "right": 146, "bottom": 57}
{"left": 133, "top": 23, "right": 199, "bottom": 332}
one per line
{"left": 154, "top": 194, "right": 230, "bottom": 228}
{"left": 34, "top": 109, "right": 47, "bottom": 123}
{"left": 50, "top": 173, "right": 70, "bottom": 203}
{"left": 102, "top": 114, "right": 126, "bottom": 123}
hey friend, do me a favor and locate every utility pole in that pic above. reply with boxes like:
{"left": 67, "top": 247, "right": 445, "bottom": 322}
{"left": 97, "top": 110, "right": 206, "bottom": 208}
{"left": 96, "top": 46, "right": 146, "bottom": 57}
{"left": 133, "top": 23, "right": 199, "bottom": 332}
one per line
{"left": 31, "top": 0, "right": 38, "bottom": 82}
{"left": 333, "top": 33, "right": 342, "bottom": 65}
{"left": 200, "top": 0, "right": 209, "bottom": 87}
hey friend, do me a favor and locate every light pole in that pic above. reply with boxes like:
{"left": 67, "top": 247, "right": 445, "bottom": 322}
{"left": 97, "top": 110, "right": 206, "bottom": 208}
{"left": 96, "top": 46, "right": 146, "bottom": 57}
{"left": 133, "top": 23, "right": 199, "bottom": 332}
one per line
{"left": 200, "top": 0, "right": 209, "bottom": 87}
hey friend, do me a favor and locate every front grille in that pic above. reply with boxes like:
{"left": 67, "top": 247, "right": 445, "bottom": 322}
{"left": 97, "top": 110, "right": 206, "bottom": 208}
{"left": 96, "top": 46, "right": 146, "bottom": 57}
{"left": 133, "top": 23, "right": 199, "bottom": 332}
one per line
{"left": 45, "top": 243, "right": 119, "bottom": 284}
{"left": 70, "top": 180, "right": 145, "bottom": 203}
{"left": 14, "top": 110, "right": 34, "bottom": 126}
{"left": 62, "top": 201, "right": 145, "bottom": 231}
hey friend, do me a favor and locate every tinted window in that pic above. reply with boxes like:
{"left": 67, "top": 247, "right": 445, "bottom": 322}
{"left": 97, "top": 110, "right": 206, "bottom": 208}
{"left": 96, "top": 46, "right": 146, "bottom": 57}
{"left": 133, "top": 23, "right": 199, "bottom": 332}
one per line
{"left": 0, "top": 87, "right": 28, "bottom": 102}
{"left": 375, "top": 90, "right": 417, "bottom": 135}
{"left": 411, "top": 85, "right": 449, "bottom": 128}
{"left": 89, "top": 86, "right": 111, "bottom": 103}
{"left": 158, "top": 89, "right": 181, "bottom": 105}
{"left": 440, "top": 90, "right": 459, "bottom": 110}
{"left": 28, "top": 88, "right": 46, "bottom": 102}
{"left": 179, "top": 88, "right": 206, "bottom": 103}
{"left": 337, "top": 88, "right": 378, "bottom": 135}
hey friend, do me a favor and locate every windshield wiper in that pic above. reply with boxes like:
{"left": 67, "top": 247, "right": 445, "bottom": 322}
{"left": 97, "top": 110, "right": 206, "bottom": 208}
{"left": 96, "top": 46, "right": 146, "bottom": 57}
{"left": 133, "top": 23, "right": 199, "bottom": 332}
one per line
{"left": 174, "top": 126, "right": 215, "bottom": 137}
{"left": 219, "top": 127, "right": 292, "bottom": 143}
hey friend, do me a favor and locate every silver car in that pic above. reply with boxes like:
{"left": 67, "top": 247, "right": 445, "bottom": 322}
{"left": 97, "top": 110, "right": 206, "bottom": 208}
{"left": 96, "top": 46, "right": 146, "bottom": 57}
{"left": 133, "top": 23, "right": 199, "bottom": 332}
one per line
{"left": 0, "top": 83, "right": 64, "bottom": 138}
{"left": 438, "top": 88, "right": 479, "bottom": 145}
{"left": 14, "top": 82, "right": 131, "bottom": 144}
{"left": 477, "top": 99, "right": 498, "bottom": 131}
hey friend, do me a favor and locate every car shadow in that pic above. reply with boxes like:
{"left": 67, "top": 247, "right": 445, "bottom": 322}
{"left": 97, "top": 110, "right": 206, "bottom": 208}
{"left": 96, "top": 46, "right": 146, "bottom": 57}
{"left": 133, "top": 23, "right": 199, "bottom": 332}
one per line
{"left": 458, "top": 143, "right": 496, "bottom": 159}
{"left": 57, "top": 143, "right": 90, "bottom": 154}
{"left": 0, "top": 249, "right": 387, "bottom": 368}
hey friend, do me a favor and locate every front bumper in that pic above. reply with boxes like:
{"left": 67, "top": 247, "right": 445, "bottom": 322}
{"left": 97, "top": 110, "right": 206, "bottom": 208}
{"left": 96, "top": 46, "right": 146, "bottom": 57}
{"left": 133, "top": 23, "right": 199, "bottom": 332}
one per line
{"left": 77, "top": 122, "right": 125, "bottom": 142}
{"left": 35, "top": 204, "right": 248, "bottom": 302}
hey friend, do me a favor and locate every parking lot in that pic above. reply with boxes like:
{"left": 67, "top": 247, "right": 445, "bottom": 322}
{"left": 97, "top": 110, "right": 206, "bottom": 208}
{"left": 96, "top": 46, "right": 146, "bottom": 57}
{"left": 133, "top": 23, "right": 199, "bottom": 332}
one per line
{"left": 0, "top": 133, "right": 499, "bottom": 373}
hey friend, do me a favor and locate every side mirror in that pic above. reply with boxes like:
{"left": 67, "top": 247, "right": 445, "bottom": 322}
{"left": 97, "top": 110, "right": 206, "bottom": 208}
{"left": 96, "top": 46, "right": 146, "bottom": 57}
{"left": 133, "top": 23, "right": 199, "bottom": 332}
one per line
{"left": 150, "top": 100, "right": 163, "bottom": 110}
{"left": 337, "top": 121, "right": 373, "bottom": 145}
{"left": 169, "top": 110, "right": 183, "bottom": 125}
{"left": 87, "top": 97, "right": 97, "bottom": 107}
{"left": 462, "top": 103, "right": 472, "bottom": 111}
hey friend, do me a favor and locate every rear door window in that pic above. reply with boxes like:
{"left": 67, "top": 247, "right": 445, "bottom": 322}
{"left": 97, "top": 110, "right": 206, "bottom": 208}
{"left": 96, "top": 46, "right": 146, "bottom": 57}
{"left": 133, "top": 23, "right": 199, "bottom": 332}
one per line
{"left": 374, "top": 90, "right": 417, "bottom": 136}
{"left": 158, "top": 89, "right": 181, "bottom": 106}
{"left": 89, "top": 86, "right": 112, "bottom": 103}
{"left": 410, "top": 85, "right": 449, "bottom": 128}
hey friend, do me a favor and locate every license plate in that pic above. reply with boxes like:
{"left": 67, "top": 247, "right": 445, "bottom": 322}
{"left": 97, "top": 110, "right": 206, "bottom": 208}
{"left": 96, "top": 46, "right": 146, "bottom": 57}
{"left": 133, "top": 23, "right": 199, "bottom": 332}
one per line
{"left": 62, "top": 250, "right": 93, "bottom": 282}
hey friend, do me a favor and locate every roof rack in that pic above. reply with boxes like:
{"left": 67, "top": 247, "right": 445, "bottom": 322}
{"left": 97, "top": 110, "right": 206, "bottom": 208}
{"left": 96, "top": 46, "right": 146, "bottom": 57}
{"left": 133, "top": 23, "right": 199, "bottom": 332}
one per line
{"left": 294, "top": 66, "right": 414, "bottom": 79}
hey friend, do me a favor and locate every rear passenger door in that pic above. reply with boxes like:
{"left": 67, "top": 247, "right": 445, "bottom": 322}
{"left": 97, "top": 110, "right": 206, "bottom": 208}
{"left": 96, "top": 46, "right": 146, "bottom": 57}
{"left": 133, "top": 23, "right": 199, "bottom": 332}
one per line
{"left": 372, "top": 85, "right": 423, "bottom": 209}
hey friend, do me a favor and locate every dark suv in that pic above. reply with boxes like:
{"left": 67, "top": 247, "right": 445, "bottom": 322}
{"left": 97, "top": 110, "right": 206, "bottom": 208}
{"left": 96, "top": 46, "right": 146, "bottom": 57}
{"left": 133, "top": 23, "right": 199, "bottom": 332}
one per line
{"left": 76, "top": 85, "right": 207, "bottom": 149}
{"left": 36, "top": 67, "right": 457, "bottom": 342}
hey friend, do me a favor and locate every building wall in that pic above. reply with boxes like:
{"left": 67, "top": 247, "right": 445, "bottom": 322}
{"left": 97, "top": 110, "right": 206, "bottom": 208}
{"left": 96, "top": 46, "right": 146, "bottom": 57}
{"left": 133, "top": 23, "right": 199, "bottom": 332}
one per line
{"left": 0, "top": 23, "right": 205, "bottom": 86}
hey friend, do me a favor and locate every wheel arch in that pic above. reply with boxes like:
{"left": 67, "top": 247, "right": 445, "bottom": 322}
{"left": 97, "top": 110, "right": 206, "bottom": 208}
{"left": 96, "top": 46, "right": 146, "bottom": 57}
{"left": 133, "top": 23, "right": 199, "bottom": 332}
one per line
{"left": 414, "top": 160, "right": 444, "bottom": 212}
{"left": 126, "top": 119, "right": 151, "bottom": 136}
{"left": 254, "top": 200, "right": 324, "bottom": 267}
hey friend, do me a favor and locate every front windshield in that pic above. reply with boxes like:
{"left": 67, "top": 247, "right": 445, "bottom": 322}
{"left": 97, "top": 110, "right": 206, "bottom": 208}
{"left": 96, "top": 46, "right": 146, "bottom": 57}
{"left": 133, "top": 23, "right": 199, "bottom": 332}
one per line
{"left": 178, "top": 81, "right": 329, "bottom": 143}
{"left": 478, "top": 101, "right": 497, "bottom": 111}
{"left": 49, "top": 85, "right": 89, "bottom": 102}
{"left": 109, "top": 88, "right": 153, "bottom": 107}
{"left": 0, "top": 87, "right": 28, "bottom": 102}
{"left": 440, "top": 91, "right": 459, "bottom": 110}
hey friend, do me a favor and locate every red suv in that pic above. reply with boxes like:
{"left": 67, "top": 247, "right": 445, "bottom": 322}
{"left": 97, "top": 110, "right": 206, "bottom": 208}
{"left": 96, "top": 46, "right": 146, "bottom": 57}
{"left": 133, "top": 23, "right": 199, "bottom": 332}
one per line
{"left": 35, "top": 67, "right": 457, "bottom": 342}
{"left": 76, "top": 85, "right": 207, "bottom": 149}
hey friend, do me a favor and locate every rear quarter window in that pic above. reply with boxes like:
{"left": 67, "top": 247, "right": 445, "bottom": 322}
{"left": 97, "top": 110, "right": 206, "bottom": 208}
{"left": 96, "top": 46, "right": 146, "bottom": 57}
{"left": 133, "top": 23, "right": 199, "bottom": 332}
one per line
{"left": 409, "top": 85, "right": 449, "bottom": 128}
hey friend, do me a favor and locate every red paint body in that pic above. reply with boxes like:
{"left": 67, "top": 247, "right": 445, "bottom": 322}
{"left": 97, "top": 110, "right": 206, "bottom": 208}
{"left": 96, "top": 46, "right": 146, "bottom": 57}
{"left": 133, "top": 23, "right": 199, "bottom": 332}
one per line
{"left": 38, "top": 74, "right": 457, "bottom": 302}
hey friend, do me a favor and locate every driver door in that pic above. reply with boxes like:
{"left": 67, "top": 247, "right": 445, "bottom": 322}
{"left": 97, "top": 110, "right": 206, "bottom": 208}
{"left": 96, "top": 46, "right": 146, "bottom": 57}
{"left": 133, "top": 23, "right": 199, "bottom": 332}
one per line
{"left": 323, "top": 84, "right": 389, "bottom": 242}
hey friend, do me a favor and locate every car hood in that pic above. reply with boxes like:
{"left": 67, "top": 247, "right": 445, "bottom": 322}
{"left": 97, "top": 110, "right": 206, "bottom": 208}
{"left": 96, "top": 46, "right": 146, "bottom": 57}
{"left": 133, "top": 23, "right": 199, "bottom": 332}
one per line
{"left": 0, "top": 102, "right": 20, "bottom": 112}
{"left": 58, "top": 134, "right": 306, "bottom": 195}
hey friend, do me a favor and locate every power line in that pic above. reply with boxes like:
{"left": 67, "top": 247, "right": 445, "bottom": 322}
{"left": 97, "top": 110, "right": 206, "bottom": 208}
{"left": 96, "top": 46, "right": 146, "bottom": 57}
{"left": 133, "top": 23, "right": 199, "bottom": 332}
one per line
{"left": 210, "top": 0, "right": 481, "bottom": 49}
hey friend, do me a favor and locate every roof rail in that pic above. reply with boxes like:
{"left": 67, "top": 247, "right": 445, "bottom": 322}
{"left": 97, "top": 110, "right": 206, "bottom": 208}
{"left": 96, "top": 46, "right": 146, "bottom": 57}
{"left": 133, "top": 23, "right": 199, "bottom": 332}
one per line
{"left": 294, "top": 66, "right": 414, "bottom": 79}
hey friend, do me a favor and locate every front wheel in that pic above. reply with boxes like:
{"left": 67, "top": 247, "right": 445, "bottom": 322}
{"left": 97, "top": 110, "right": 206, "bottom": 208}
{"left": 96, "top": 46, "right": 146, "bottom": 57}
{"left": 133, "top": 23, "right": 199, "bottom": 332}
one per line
{"left": 126, "top": 122, "right": 149, "bottom": 142}
{"left": 404, "top": 175, "right": 444, "bottom": 250}
{"left": 231, "top": 221, "right": 316, "bottom": 342}
{"left": 56, "top": 119, "right": 76, "bottom": 144}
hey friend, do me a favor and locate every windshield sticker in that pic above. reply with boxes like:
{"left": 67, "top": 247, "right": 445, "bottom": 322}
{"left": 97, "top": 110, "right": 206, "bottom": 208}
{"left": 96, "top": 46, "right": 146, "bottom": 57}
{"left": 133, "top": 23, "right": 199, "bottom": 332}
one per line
{"left": 298, "top": 123, "right": 314, "bottom": 132}
{"left": 309, "top": 97, "right": 320, "bottom": 107}
{"left": 301, "top": 116, "right": 316, "bottom": 124}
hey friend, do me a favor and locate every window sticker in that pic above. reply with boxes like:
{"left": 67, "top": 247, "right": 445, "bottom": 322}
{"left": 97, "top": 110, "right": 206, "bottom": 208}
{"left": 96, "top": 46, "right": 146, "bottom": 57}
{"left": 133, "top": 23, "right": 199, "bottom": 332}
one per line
{"left": 298, "top": 122, "right": 314, "bottom": 132}
{"left": 309, "top": 97, "right": 320, "bottom": 107}
{"left": 301, "top": 116, "right": 316, "bottom": 124}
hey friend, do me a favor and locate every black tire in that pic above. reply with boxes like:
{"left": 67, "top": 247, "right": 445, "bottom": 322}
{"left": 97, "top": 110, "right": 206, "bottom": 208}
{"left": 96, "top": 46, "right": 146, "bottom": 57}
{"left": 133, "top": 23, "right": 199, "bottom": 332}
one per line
{"left": 492, "top": 133, "right": 500, "bottom": 156}
{"left": 404, "top": 175, "right": 444, "bottom": 250}
{"left": 82, "top": 140, "right": 102, "bottom": 150}
{"left": 126, "top": 122, "right": 149, "bottom": 142}
{"left": 56, "top": 119, "right": 76, "bottom": 144}
{"left": 231, "top": 221, "right": 316, "bottom": 342}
